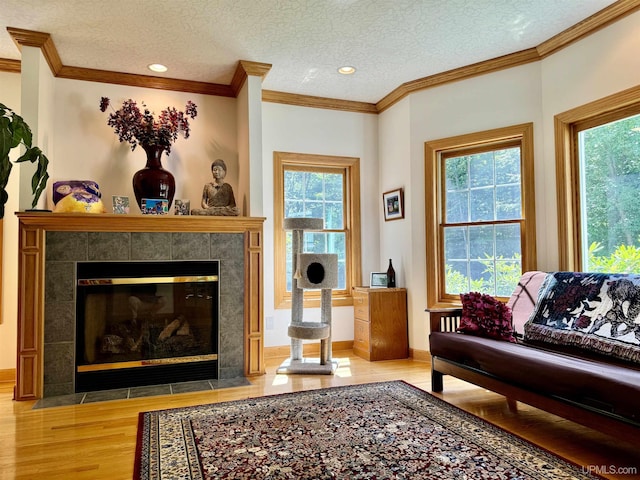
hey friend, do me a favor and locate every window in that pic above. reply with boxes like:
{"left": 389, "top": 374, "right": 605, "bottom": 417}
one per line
{"left": 556, "top": 87, "right": 640, "bottom": 272}
{"left": 425, "top": 123, "right": 537, "bottom": 307}
{"left": 274, "top": 152, "right": 361, "bottom": 308}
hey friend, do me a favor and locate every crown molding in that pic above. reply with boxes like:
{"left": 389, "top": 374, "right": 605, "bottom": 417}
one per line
{"left": 231, "top": 60, "right": 273, "bottom": 96}
{"left": 537, "top": 0, "right": 640, "bottom": 58}
{"left": 262, "top": 90, "right": 377, "bottom": 114}
{"left": 0, "top": 58, "right": 20, "bottom": 73}
{"left": 376, "top": 0, "right": 640, "bottom": 112}
{"left": 5, "top": 27, "right": 235, "bottom": 97}
{"left": 57, "top": 65, "right": 235, "bottom": 96}
{"left": 3, "top": 1, "right": 640, "bottom": 113}
{"left": 376, "top": 48, "right": 540, "bottom": 113}
{"left": 7, "top": 27, "right": 63, "bottom": 75}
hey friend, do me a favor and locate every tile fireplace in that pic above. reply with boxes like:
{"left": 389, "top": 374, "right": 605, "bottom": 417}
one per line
{"left": 15, "top": 213, "right": 265, "bottom": 401}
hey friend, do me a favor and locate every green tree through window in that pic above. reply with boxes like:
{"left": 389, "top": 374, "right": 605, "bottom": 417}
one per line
{"left": 579, "top": 113, "right": 640, "bottom": 272}
{"left": 425, "top": 123, "right": 536, "bottom": 307}
{"left": 273, "top": 152, "right": 361, "bottom": 309}
{"left": 284, "top": 170, "right": 347, "bottom": 290}
{"left": 443, "top": 146, "right": 523, "bottom": 297}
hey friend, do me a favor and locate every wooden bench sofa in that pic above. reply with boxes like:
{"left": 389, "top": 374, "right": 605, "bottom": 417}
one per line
{"left": 428, "top": 271, "right": 640, "bottom": 441}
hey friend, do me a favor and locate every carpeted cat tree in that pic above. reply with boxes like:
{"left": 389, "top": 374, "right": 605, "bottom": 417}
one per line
{"left": 277, "top": 217, "right": 339, "bottom": 374}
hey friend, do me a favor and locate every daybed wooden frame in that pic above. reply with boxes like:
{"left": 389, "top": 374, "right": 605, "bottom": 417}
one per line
{"left": 428, "top": 308, "right": 640, "bottom": 441}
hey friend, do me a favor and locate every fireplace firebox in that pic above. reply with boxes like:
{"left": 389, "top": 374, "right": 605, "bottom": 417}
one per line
{"left": 75, "top": 260, "right": 219, "bottom": 392}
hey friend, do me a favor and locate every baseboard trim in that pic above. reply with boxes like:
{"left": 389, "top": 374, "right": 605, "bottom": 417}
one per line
{"left": 265, "top": 343, "right": 429, "bottom": 363}
{"left": 265, "top": 341, "right": 353, "bottom": 359}
{"left": 0, "top": 368, "right": 16, "bottom": 383}
{"left": 409, "top": 348, "right": 430, "bottom": 363}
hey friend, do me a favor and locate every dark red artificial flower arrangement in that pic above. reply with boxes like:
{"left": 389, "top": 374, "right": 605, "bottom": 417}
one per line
{"left": 99, "top": 97, "right": 197, "bottom": 154}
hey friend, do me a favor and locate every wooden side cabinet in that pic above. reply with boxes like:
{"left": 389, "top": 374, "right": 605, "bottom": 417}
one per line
{"left": 352, "top": 286, "right": 408, "bottom": 361}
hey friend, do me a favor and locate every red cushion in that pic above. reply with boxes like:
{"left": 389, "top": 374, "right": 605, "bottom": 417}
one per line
{"left": 458, "top": 292, "right": 516, "bottom": 343}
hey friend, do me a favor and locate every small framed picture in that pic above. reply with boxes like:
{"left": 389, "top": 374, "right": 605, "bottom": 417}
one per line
{"left": 383, "top": 188, "right": 404, "bottom": 221}
{"left": 112, "top": 195, "right": 130, "bottom": 214}
{"left": 141, "top": 198, "right": 168, "bottom": 215}
{"left": 370, "top": 272, "right": 388, "bottom": 288}
{"left": 174, "top": 199, "right": 190, "bottom": 215}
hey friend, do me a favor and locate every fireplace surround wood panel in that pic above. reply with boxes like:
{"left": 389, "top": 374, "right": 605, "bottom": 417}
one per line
{"left": 15, "top": 213, "right": 265, "bottom": 401}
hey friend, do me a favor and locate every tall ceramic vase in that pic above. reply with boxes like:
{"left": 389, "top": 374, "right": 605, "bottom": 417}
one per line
{"left": 132, "top": 144, "right": 175, "bottom": 211}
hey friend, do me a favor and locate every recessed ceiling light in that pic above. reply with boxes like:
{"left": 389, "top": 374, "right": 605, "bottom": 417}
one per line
{"left": 148, "top": 63, "right": 168, "bottom": 73}
{"left": 338, "top": 66, "right": 356, "bottom": 75}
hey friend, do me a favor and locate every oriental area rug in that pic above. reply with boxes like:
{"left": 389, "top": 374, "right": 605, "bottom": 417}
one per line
{"left": 134, "top": 381, "right": 599, "bottom": 480}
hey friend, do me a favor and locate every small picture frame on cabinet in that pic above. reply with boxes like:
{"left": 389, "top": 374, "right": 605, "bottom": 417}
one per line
{"left": 370, "top": 272, "right": 388, "bottom": 288}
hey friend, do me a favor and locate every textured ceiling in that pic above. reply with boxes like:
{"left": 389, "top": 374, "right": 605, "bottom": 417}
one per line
{"left": 1, "top": 0, "right": 617, "bottom": 103}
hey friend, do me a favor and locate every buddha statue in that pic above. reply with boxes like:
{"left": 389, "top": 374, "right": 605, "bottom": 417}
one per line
{"left": 191, "top": 159, "right": 239, "bottom": 216}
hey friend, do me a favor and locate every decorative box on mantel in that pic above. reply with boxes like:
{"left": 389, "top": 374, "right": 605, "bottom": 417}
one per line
{"left": 14, "top": 212, "right": 265, "bottom": 401}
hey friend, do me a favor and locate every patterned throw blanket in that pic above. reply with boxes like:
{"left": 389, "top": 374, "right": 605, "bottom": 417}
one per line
{"left": 524, "top": 272, "right": 640, "bottom": 364}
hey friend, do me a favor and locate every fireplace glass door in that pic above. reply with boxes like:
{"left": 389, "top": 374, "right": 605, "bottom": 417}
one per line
{"left": 75, "top": 260, "right": 219, "bottom": 391}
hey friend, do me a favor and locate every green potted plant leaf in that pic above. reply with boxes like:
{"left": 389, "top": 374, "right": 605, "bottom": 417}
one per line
{"left": 0, "top": 102, "right": 50, "bottom": 218}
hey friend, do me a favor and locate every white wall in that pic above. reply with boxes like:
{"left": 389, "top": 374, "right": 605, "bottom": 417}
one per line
{"left": 20, "top": 46, "right": 56, "bottom": 212}
{"left": 51, "top": 79, "right": 238, "bottom": 212}
{"left": 0, "top": 71, "right": 21, "bottom": 372}
{"left": 538, "top": 9, "right": 640, "bottom": 271}
{"left": 379, "top": 9, "right": 640, "bottom": 352}
{"left": 379, "top": 62, "right": 544, "bottom": 352}
{"left": 236, "top": 74, "right": 264, "bottom": 217}
{"left": 261, "top": 102, "right": 379, "bottom": 347}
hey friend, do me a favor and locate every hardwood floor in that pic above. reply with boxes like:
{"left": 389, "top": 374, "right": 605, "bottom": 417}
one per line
{"left": 0, "top": 352, "right": 638, "bottom": 479}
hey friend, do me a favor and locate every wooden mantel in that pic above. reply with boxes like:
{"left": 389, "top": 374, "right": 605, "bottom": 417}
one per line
{"left": 15, "top": 212, "right": 266, "bottom": 400}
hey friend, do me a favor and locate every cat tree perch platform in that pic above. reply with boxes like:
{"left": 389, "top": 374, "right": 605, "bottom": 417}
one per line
{"left": 277, "top": 218, "right": 339, "bottom": 375}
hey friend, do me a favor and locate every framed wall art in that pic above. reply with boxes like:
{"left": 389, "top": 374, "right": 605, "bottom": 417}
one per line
{"left": 383, "top": 188, "right": 404, "bottom": 221}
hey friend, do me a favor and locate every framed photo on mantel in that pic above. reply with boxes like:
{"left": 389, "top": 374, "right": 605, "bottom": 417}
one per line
{"left": 112, "top": 195, "right": 130, "bottom": 214}
{"left": 174, "top": 199, "right": 190, "bottom": 215}
{"left": 141, "top": 198, "right": 168, "bottom": 215}
{"left": 383, "top": 188, "right": 404, "bottom": 221}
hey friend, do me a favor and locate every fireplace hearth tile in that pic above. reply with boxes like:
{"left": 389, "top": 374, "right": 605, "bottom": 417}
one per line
{"left": 43, "top": 342, "right": 74, "bottom": 386}
{"left": 171, "top": 232, "right": 210, "bottom": 259}
{"left": 45, "top": 262, "right": 75, "bottom": 302}
{"left": 219, "top": 366, "right": 245, "bottom": 379}
{"left": 170, "top": 380, "right": 214, "bottom": 394}
{"left": 83, "top": 388, "right": 129, "bottom": 403}
{"left": 32, "top": 393, "right": 84, "bottom": 409}
{"left": 129, "top": 384, "right": 172, "bottom": 398}
{"left": 131, "top": 232, "right": 172, "bottom": 260}
{"left": 219, "top": 258, "right": 244, "bottom": 291}
{"left": 215, "top": 377, "right": 251, "bottom": 389}
{"left": 46, "top": 232, "right": 88, "bottom": 261}
{"left": 32, "top": 377, "right": 251, "bottom": 409}
{"left": 210, "top": 233, "right": 244, "bottom": 259}
{"left": 44, "top": 302, "right": 74, "bottom": 343}
{"left": 44, "top": 382, "right": 74, "bottom": 398}
{"left": 88, "top": 232, "right": 131, "bottom": 260}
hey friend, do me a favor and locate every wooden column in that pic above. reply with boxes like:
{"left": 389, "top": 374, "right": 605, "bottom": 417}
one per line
{"left": 14, "top": 212, "right": 265, "bottom": 400}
